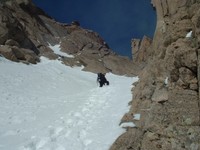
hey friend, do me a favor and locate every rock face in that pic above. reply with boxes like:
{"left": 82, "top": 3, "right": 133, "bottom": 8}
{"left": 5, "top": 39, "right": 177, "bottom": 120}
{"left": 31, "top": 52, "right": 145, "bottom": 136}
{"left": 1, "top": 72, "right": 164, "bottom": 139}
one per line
{"left": 131, "top": 35, "right": 152, "bottom": 68}
{"left": 131, "top": 36, "right": 152, "bottom": 62}
{"left": 0, "top": 0, "right": 136, "bottom": 76}
{"left": 110, "top": 0, "right": 200, "bottom": 150}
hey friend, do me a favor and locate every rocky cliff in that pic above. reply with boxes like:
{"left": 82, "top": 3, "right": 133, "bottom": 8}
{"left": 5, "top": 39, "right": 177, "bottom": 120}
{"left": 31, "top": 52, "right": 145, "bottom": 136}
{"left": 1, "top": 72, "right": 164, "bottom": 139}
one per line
{"left": 110, "top": 0, "right": 200, "bottom": 150}
{"left": 0, "top": 0, "right": 136, "bottom": 76}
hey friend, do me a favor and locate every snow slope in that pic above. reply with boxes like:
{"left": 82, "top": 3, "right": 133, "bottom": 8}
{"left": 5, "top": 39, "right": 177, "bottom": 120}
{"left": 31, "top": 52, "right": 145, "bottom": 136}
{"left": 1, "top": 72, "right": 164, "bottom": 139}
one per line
{"left": 0, "top": 56, "right": 138, "bottom": 150}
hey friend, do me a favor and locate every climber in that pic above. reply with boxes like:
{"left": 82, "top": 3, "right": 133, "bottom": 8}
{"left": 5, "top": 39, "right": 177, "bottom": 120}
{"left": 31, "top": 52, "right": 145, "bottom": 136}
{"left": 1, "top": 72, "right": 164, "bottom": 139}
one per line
{"left": 97, "top": 73, "right": 109, "bottom": 87}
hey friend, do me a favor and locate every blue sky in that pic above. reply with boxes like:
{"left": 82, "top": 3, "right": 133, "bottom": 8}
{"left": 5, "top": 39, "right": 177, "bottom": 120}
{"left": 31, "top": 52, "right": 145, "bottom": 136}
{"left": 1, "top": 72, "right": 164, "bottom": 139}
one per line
{"left": 32, "top": 0, "right": 156, "bottom": 58}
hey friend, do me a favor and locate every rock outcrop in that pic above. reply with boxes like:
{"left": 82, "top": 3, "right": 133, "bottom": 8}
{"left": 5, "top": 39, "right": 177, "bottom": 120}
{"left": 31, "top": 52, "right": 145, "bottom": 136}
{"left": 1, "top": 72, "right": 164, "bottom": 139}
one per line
{"left": 0, "top": 0, "right": 136, "bottom": 76}
{"left": 131, "top": 35, "right": 152, "bottom": 68}
{"left": 110, "top": 0, "right": 200, "bottom": 150}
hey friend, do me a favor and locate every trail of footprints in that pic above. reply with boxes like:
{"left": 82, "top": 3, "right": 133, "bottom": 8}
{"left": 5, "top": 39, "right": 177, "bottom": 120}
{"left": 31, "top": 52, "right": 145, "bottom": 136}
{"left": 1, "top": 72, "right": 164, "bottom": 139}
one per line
{"left": 24, "top": 88, "right": 112, "bottom": 150}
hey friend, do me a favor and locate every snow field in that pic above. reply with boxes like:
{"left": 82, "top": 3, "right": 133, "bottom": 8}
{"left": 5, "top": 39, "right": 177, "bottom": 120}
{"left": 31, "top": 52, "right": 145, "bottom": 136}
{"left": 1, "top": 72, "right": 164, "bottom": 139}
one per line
{"left": 0, "top": 56, "right": 138, "bottom": 150}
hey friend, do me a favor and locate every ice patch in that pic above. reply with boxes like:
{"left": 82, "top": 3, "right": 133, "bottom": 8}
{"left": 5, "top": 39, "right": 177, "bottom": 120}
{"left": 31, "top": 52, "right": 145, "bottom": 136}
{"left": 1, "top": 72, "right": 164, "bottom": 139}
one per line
{"left": 48, "top": 43, "right": 74, "bottom": 58}
{"left": 120, "top": 122, "right": 136, "bottom": 128}
{"left": 164, "top": 77, "right": 168, "bottom": 85}
{"left": 133, "top": 114, "right": 141, "bottom": 120}
{"left": 186, "top": 30, "right": 192, "bottom": 38}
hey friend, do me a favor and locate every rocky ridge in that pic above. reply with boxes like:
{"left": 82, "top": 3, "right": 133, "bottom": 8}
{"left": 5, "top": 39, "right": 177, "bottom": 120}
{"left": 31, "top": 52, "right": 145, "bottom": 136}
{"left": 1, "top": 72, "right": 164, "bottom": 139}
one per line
{"left": 110, "top": 0, "right": 200, "bottom": 150}
{"left": 0, "top": 0, "right": 136, "bottom": 76}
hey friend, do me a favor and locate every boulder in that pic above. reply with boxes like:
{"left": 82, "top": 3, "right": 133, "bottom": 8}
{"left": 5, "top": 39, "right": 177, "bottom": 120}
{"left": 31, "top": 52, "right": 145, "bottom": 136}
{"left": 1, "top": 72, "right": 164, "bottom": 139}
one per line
{"left": 0, "top": 45, "right": 39, "bottom": 64}
{"left": 5, "top": 39, "right": 20, "bottom": 47}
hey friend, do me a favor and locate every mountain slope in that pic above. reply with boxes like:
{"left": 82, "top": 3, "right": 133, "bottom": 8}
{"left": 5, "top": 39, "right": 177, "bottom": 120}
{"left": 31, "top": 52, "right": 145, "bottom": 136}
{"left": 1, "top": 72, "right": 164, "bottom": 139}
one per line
{"left": 0, "top": 54, "right": 138, "bottom": 150}
{"left": 0, "top": 0, "right": 137, "bottom": 76}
